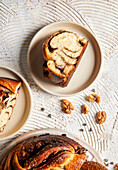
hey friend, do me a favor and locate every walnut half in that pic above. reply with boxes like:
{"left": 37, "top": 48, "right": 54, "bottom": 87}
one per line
{"left": 87, "top": 94, "right": 101, "bottom": 103}
{"left": 96, "top": 111, "right": 107, "bottom": 124}
{"left": 114, "top": 164, "right": 118, "bottom": 170}
{"left": 61, "top": 99, "right": 74, "bottom": 114}
{"left": 81, "top": 104, "right": 90, "bottom": 114}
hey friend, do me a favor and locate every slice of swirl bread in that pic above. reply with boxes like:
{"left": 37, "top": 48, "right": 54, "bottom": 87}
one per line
{"left": 0, "top": 78, "right": 21, "bottom": 132}
{"left": 43, "top": 30, "right": 88, "bottom": 87}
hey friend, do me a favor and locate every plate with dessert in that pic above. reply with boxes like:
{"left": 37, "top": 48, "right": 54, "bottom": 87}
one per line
{"left": 28, "top": 21, "right": 102, "bottom": 96}
{"left": 0, "top": 66, "right": 32, "bottom": 140}
{"left": 0, "top": 128, "right": 107, "bottom": 169}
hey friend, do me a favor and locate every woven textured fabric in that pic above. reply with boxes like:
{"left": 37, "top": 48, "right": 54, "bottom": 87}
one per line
{"left": 0, "top": 0, "right": 118, "bottom": 165}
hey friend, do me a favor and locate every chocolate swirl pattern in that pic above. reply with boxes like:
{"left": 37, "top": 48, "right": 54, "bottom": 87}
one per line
{"left": 0, "top": 78, "right": 21, "bottom": 132}
{"left": 1, "top": 134, "right": 87, "bottom": 170}
{"left": 43, "top": 30, "right": 88, "bottom": 87}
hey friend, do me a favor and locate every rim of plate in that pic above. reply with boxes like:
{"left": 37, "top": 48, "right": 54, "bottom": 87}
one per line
{"left": 0, "top": 66, "right": 32, "bottom": 140}
{"left": 27, "top": 21, "right": 102, "bottom": 96}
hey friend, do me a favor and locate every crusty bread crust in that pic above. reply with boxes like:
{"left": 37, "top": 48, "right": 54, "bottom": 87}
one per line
{"left": 65, "top": 154, "right": 87, "bottom": 170}
{"left": 1, "top": 135, "right": 107, "bottom": 170}
{"left": 43, "top": 30, "right": 88, "bottom": 87}
{"left": 0, "top": 78, "right": 21, "bottom": 93}
{"left": 1, "top": 134, "right": 87, "bottom": 169}
{"left": 81, "top": 161, "right": 108, "bottom": 170}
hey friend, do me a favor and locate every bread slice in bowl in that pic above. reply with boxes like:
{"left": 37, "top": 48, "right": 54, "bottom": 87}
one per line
{"left": 43, "top": 30, "right": 88, "bottom": 87}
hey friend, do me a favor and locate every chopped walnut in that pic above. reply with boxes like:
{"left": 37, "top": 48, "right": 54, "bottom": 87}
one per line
{"left": 61, "top": 99, "right": 74, "bottom": 114}
{"left": 87, "top": 94, "right": 101, "bottom": 103}
{"left": 96, "top": 111, "right": 107, "bottom": 124}
{"left": 81, "top": 104, "right": 90, "bottom": 114}
{"left": 114, "top": 164, "right": 118, "bottom": 170}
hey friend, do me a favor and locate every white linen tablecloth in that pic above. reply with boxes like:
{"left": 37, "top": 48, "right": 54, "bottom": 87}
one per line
{"left": 0, "top": 0, "right": 118, "bottom": 169}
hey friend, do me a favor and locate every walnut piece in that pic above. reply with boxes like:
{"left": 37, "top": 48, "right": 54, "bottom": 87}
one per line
{"left": 61, "top": 99, "right": 74, "bottom": 114}
{"left": 81, "top": 104, "right": 90, "bottom": 114}
{"left": 114, "top": 164, "right": 118, "bottom": 170}
{"left": 96, "top": 111, "right": 107, "bottom": 124}
{"left": 87, "top": 94, "right": 100, "bottom": 103}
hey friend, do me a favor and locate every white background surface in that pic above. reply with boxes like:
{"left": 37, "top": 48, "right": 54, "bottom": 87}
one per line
{"left": 0, "top": 0, "right": 118, "bottom": 169}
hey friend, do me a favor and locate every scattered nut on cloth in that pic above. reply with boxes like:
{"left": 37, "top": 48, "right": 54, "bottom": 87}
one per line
{"left": 61, "top": 99, "right": 74, "bottom": 114}
{"left": 87, "top": 94, "right": 101, "bottom": 103}
{"left": 96, "top": 111, "right": 107, "bottom": 124}
{"left": 81, "top": 104, "right": 90, "bottom": 114}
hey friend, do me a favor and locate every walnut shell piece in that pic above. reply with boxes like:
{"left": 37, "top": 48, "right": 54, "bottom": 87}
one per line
{"left": 61, "top": 99, "right": 74, "bottom": 114}
{"left": 114, "top": 164, "right": 118, "bottom": 170}
{"left": 87, "top": 94, "right": 101, "bottom": 103}
{"left": 96, "top": 111, "right": 107, "bottom": 124}
{"left": 81, "top": 104, "right": 90, "bottom": 114}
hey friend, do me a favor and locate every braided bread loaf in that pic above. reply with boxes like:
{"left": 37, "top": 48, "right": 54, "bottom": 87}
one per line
{"left": 43, "top": 30, "right": 88, "bottom": 87}
{"left": 0, "top": 134, "right": 87, "bottom": 170}
{"left": 1, "top": 134, "right": 108, "bottom": 170}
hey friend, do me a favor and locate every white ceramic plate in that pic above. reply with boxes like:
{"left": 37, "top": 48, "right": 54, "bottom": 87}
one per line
{"left": 28, "top": 21, "right": 102, "bottom": 96}
{"left": 0, "top": 66, "right": 32, "bottom": 140}
{"left": 0, "top": 128, "right": 104, "bottom": 165}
